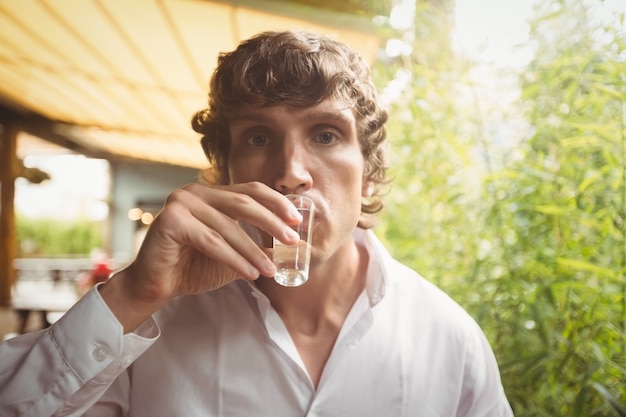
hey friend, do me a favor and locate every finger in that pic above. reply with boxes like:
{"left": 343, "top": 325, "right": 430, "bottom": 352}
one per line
{"left": 229, "top": 182, "right": 303, "bottom": 224}
{"left": 186, "top": 216, "right": 275, "bottom": 280}
{"left": 187, "top": 184, "right": 301, "bottom": 245}
{"left": 173, "top": 189, "right": 278, "bottom": 277}
{"left": 188, "top": 206, "right": 277, "bottom": 278}
{"left": 190, "top": 182, "right": 302, "bottom": 225}
{"left": 159, "top": 203, "right": 275, "bottom": 280}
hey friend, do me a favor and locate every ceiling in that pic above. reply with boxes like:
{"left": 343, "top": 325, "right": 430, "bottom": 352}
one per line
{"left": 0, "top": 0, "right": 381, "bottom": 169}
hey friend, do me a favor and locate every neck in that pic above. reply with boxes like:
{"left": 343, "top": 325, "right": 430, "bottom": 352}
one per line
{"left": 254, "top": 235, "right": 369, "bottom": 388}
{"left": 255, "top": 236, "right": 368, "bottom": 333}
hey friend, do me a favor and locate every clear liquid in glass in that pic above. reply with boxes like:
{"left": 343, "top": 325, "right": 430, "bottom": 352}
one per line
{"left": 273, "top": 239, "right": 311, "bottom": 286}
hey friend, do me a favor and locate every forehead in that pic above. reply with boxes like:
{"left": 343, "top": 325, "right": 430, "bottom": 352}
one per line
{"left": 230, "top": 98, "right": 356, "bottom": 125}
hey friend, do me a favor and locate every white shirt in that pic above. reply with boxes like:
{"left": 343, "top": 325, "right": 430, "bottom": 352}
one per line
{"left": 0, "top": 229, "right": 514, "bottom": 416}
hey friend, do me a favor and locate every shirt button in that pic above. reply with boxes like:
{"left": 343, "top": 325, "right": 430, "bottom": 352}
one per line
{"left": 92, "top": 345, "right": 111, "bottom": 362}
{"left": 121, "top": 356, "right": 133, "bottom": 368}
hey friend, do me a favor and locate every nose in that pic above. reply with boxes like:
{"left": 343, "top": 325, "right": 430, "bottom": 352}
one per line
{"left": 273, "top": 141, "right": 313, "bottom": 194}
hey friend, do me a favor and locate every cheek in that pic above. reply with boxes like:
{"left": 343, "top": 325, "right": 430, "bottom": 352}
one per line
{"left": 321, "top": 159, "right": 365, "bottom": 206}
{"left": 227, "top": 155, "right": 267, "bottom": 184}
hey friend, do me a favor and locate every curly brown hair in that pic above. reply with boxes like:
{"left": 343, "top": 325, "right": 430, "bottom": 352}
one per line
{"left": 192, "top": 30, "right": 388, "bottom": 228}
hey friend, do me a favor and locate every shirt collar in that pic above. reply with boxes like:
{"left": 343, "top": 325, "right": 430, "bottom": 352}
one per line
{"left": 354, "top": 228, "right": 387, "bottom": 306}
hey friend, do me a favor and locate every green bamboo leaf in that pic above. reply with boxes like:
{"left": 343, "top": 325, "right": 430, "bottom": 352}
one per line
{"left": 561, "top": 135, "right": 602, "bottom": 148}
{"left": 592, "top": 382, "right": 626, "bottom": 417}
{"left": 556, "top": 257, "right": 617, "bottom": 278}
{"left": 573, "top": 385, "right": 590, "bottom": 417}
{"left": 567, "top": 122, "right": 615, "bottom": 137}
{"left": 578, "top": 171, "right": 602, "bottom": 193}
{"left": 533, "top": 205, "right": 571, "bottom": 215}
{"left": 593, "top": 83, "right": 626, "bottom": 101}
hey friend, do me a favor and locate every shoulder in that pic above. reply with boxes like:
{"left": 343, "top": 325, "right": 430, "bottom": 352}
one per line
{"left": 386, "top": 259, "right": 479, "bottom": 330}
{"left": 361, "top": 229, "right": 478, "bottom": 332}
{"left": 380, "top": 261, "right": 511, "bottom": 409}
{"left": 372, "top": 256, "right": 512, "bottom": 412}
{"left": 373, "top": 245, "right": 491, "bottom": 358}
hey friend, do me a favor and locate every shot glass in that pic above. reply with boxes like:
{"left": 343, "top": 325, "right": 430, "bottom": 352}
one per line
{"left": 273, "top": 194, "right": 315, "bottom": 287}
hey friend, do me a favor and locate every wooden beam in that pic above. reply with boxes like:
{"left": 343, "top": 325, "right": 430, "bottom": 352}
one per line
{"left": 0, "top": 117, "right": 19, "bottom": 307}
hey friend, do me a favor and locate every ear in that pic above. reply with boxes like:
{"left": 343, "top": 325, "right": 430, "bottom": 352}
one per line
{"left": 362, "top": 180, "right": 374, "bottom": 197}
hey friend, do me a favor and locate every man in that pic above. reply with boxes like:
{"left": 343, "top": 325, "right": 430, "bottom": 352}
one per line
{"left": 0, "top": 30, "right": 514, "bottom": 416}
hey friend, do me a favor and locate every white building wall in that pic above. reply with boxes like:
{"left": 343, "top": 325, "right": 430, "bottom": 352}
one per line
{"left": 109, "top": 161, "right": 199, "bottom": 261}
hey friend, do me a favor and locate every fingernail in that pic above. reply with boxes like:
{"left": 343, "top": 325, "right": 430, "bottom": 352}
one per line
{"left": 287, "top": 228, "right": 300, "bottom": 241}
{"left": 262, "top": 258, "right": 276, "bottom": 276}
{"left": 289, "top": 206, "right": 303, "bottom": 221}
{"left": 247, "top": 266, "right": 260, "bottom": 279}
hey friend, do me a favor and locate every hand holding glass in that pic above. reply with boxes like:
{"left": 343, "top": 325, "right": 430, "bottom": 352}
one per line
{"left": 273, "top": 195, "right": 315, "bottom": 287}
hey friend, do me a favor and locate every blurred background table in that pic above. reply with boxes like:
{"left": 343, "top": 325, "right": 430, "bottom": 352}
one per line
{"left": 8, "top": 259, "right": 92, "bottom": 335}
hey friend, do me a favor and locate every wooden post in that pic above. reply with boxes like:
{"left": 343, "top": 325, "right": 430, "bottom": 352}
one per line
{"left": 0, "top": 118, "right": 19, "bottom": 307}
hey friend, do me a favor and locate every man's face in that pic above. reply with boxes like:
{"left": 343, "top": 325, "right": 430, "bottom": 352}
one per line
{"left": 227, "top": 98, "right": 370, "bottom": 265}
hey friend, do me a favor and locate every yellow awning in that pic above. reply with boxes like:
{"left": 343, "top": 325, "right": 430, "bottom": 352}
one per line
{"left": 0, "top": 0, "right": 381, "bottom": 168}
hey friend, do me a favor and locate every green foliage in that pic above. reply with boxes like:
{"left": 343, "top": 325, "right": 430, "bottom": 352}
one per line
{"left": 376, "top": 0, "right": 479, "bottom": 288}
{"left": 16, "top": 216, "right": 104, "bottom": 256}
{"left": 490, "top": 2, "right": 626, "bottom": 414}
{"left": 375, "top": 0, "right": 625, "bottom": 415}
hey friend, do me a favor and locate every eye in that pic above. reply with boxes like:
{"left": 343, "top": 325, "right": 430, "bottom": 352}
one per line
{"left": 315, "top": 131, "right": 338, "bottom": 145}
{"left": 247, "top": 134, "right": 269, "bottom": 147}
